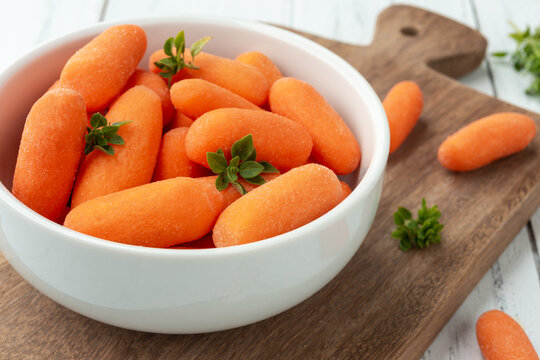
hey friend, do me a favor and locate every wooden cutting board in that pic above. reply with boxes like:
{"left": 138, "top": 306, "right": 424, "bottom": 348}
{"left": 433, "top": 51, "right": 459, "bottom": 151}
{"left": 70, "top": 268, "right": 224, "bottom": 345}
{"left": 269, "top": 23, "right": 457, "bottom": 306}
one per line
{"left": 1, "top": 5, "right": 539, "bottom": 359}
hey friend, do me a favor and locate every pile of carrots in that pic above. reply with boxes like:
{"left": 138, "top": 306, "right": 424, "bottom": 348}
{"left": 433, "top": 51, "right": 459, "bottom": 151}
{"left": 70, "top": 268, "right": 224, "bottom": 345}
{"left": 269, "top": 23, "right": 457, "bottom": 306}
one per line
{"left": 12, "top": 24, "right": 358, "bottom": 249}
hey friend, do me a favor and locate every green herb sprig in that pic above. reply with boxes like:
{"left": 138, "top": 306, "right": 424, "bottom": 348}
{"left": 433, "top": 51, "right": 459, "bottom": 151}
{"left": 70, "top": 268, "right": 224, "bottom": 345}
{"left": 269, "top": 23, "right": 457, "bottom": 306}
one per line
{"left": 391, "top": 198, "right": 444, "bottom": 251}
{"left": 154, "top": 30, "right": 211, "bottom": 87}
{"left": 84, "top": 113, "right": 130, "bottom": 156}
{"left": 206, "top": 134, "right": 279, "bottom": 195}
{"left": 492, "top": 22, "right": 540, "bottom": 95}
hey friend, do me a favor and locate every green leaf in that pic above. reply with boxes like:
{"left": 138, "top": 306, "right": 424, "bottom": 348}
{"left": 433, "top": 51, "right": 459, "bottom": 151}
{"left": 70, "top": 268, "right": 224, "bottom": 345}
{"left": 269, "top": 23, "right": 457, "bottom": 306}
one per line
{"left": 156, "top": 57, "right": 177, "bottom": 69}
{"left": 217, "top": 148, "right": 224, "bottom": 156}
{"left": 246, "top": 148, "right": 257, "bottom": 161}
{"left": 163, "top": 37, "right": 174, "bottom": 56}
{"left": 190, "top": 36, "right": 211, "bottom": 58}
{"left": 230, "top": 181, "right": 246, "bottom": 195}
{"left": 239, "top": 161, "right": 264, "bottom": 179}
{"left": 95, "top": 144, "right": 114, "bottom": 156}
{"left": 492, "top": 51, "right": 508, "bottom": 57}
{"left": 107, "top": 134, "right": 124, "bottom": 145}
{"left": 215, "top": 173, "right": 229, "bottom": 191}
{"left": 397, "top": 206, "right": 412, "bottom": 220}
{"left": 111, "top": 121, "right": 132, "bottom": 127}
{"left": 226, "top": 167, "right": 238, "bottom": 182}
{"left": 259, "top": 161, "right": 279, "bottom": 173}
{"left": 244, "top": 175, "right": 266, "bottom": 186}
{"left": 394, "top": 212, "right": 404, "bottom": 226}
{"left": 206, "top": 152, "right": 227, "bottom": 173}
{"left": 174, "top": 31, "right": 185, "bottom": 54}
{"left": 90, "top": 113, "right": 107, "bottom": 128}
{"left": 231, "top": 134, "right": 254, "bottom": 161}
{"left": 229, "top": 156, "right": 240, "bottom": 168}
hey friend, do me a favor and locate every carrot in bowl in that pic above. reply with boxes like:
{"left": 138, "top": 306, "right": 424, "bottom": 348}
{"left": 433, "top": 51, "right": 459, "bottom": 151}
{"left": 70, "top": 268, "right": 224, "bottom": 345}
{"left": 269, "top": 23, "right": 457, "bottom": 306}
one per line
{"left": 124, "top": 69, "right": 174, "bottom": 126}
{"left": 167, "top": 111, "right": 194, "bottom": 130}
{"left": 12, "top": 89, "right": 87, "bottom": 222}
{"left": 185, "top": 108, "right": 313, "bottom": 172}
{"left": 60, "top": 24, "right": 147, "bottom": 111}
{"left": 170, "top": 79, "right": 260, "bottom": 119}
{"left": 383, "top": 81, "right": 423, "bottom": 153}
{"left": 71, "top": 85, "right": 162, "bottom": 207}
{"left": 65, "top": 177, "right": 224, "bottom": 248}
{"left": 476, "top": 309, "right": 539, "bottom": 360}
{"left": 213, "top": 164, "right": 341, "bottom": 247}
{"left": 153, "top": 127, "right": 210, "bottom": 181}
{"left": 438, "top": 112, "right": 536, "bottom": 171}
{"left": 148, "top": 49, "right": 193, "bottom": 85}
{"left": 236, "top": 51, "right": 282, "bottom": 86}
{"left": 269, "top": 77, "right": 361, "bottom": 174}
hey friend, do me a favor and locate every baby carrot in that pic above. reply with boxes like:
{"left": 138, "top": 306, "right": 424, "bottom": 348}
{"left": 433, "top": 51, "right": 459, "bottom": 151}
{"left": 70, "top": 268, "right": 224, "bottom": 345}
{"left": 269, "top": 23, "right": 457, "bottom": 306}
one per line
{"left": 185, "top": 52, "right": 269, "bottom": 106}
{"left": 269, "top": 77, "right": 361, "bottom": 174}
{"left": 185, "top": 108, "right": 313, "bottom": 171}
{"left": 166, "top": 111, "right": 194, "bottom": 131}
{"left": 170, "top": 234, "right": 216, "bottom": 249}
{"left": 124, "top": 69, "right": 174, "bottom": 126}
{"left": 153, "top": 127, "right": 210, "bottom": 181}
{"left": 47, "top": 79, "right": 61, "bottom": 92}
{"left": 339, "top": 181, "right": 352, "bottom": 201}
{"left": 71, "top": 86, "right": 162, "bottom": 207}
{"left": 476, "top": 309, "right": 539, "bottom": 360}
{"left": 60, "top": 25, "right": 147, "bottom": 111}
{"left": 236, "top": 51, "right": 282, "bottom": 86}
{"left": 213, "top": 164, "right": 341, "bottom": 247}
{"left": 383, "top": 81, "right": 423, "bottom": 153}
{"left": 170, "top": 79, "right": 260, "bottom": 119}
{"left": 438, "top": 112, "right": 536, "bottom": 171}
{"left": 12, "top": 89, "right": 87, "bottom": 222}
{"left": 64, "top": 177, "right": 224, "bottom": 247}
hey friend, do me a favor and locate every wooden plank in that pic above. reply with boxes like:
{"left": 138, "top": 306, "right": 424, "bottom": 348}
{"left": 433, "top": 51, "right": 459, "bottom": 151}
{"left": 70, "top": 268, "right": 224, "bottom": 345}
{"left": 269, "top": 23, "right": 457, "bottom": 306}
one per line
{"left": 0, "top": 0, "right": 105, "bottom": 72}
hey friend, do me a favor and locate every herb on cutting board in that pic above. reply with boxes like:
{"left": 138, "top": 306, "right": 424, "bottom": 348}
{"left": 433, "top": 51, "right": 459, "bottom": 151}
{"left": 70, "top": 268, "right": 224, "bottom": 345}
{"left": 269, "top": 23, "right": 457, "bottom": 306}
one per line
{"left": 84, "top": 113, "right": 131, "bottom": 156}
{"left": 206, "top": 134, "right": 279, "bottom": 195}
{"left": 391, "top": 198, "right": 444, "bottom": 251}
{"left": 492, "top": 22, "right": 540, "bottom": 95}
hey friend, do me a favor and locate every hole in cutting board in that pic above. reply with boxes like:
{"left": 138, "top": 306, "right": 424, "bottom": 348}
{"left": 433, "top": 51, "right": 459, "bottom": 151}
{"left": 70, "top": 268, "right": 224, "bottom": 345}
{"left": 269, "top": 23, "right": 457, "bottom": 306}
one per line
{"left": 400, "top": 26, "right": 418, "bottom": 36}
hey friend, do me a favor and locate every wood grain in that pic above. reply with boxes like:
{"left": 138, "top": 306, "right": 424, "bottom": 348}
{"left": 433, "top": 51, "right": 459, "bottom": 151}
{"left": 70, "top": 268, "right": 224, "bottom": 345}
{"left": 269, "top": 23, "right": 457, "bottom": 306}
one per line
{"left": 1, "top": 5, "right": 539, "bottom": 359}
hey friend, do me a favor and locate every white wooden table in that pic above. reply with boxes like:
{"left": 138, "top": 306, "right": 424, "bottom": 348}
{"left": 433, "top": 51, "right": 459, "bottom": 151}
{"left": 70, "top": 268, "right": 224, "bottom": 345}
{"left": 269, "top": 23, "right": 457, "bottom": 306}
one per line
{"left": 1, "top": 0, "right": 539, "bottom": 358}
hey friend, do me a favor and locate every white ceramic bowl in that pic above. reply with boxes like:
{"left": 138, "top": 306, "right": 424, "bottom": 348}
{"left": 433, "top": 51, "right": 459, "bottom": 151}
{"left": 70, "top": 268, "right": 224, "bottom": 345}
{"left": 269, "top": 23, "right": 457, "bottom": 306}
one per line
{"left": 0, "top": 17, "right": 388, "bottom": 333}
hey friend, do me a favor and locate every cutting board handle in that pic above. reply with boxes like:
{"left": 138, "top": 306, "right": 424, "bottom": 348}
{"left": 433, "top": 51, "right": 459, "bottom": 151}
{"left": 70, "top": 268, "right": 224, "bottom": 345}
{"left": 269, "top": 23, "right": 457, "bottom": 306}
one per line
{"left": 371, "top": 5, "right": 487, "bottom": 78}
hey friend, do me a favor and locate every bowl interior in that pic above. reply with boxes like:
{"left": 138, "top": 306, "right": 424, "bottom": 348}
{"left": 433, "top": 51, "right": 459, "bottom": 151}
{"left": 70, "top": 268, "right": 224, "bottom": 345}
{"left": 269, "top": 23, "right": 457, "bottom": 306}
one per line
{"left": 0, "top": 18, "right": 388, "bottom": 242}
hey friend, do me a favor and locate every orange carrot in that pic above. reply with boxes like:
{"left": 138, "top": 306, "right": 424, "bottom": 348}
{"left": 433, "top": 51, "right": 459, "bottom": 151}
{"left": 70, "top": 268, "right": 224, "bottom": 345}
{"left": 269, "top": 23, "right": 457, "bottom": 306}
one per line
{"left": 236, "top": 51, "right": 282, "bottom": 86}
{"left": 148, "top": 49, "right": 192, "bottom": 85}
{"left": 47, "top": 79, "right": 61, "bottom": 92}
{"left": 60, "top": 25, "right": 147, "bottom": 111}
{"left": 213, "top": 164, "right": 341, "bottom": 247}
{"left": 186, "top": 52, "right": 269, "bottom": 106}
{"left": 71, "top": 86, "right": 162, "bottom": 207}
{"left": 339, "top": 181, "right": 352, "bottom": 201}
{"left": 167, "top": 111, "right": 194, "bottom": 131}
{"left": 269, "top": 77, "right": 361, "bottom": 174}
{"left": 153, "top": 127, "right": 210, "bottom": 181}
{"left": 476, "top": 310, "right": 539, "bottom": 360}
{"left": 438, "top": 112, "right": 536, "bottom": 171}
{"left": 64, "top": 177, "right": 224, "bottom": 247}
{"left": 198, "top": 173, "right": 280, "bottom": 207}
{"left": 170, "top": 79, "right": 260, "bottom": 119}
{"left": 383, "top": 81, "right": 423, "bottom": 153}
{"left": 124, "top": 69, "right": 173, "bottom": 126}
{"left": 185, "top": 108, "right": 313, "bottom": 171}
{"left": 12, "top": 89, "right": 87, "bottom": 222}
{"left": 170, "top": 234, "right": 216, "bottom": 249}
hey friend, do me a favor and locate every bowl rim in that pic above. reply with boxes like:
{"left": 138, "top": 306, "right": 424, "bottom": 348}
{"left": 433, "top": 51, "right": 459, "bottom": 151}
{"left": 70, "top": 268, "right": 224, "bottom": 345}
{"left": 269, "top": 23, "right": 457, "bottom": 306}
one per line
{"left": 0, "top": 16, "right": 389, "bottom": 258}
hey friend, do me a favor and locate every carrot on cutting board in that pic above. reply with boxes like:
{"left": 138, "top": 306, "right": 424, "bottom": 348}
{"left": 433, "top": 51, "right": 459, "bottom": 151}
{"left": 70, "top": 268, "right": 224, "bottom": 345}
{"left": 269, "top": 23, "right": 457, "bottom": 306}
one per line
{"left": 71, "top": 86, "right": 162, "bottom": 207}
{"left": 65, "top": 177, "right": 224, "bottom": 248}
{"left": 60, "top": 24, "right": 147, "bottom": 111}
{"left": 269, "top": 77, "right": 361, "bottom": 175}
{"left": 124, "top": 69, "right": 174, "bottom": 126}
{"left": 476, "top": 309, "right": 539, "bottom": 360}
{"left": 170, "top": 79, "right": 260, "bottom": 119}
{"left": 383, "top": 81, "right": 423, "bottom": 153}
{"left": 438, "top": 112, "right": 536, "bottom": 171}
{"left": 236, "top": 51, "right": 282, "bottom": 87}
{"left": 213, "top": 164, "right": 342, "bottom": 247}
{"left": 153, "top": 127, "right": 210, "bottom": 181}
{"left": 185, "top": 108, "right": 313, "bottom": 171}
{"left": 12, "top": 89, "right": 87, "bottom": 222}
